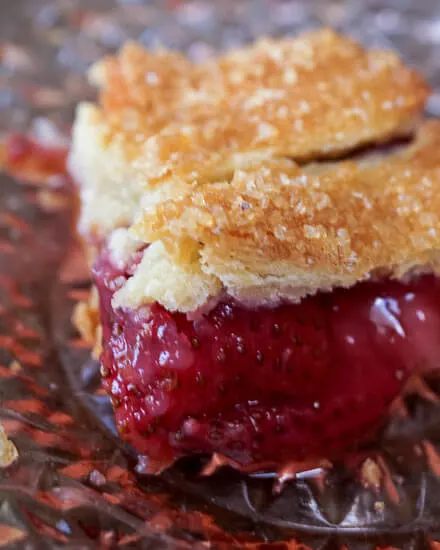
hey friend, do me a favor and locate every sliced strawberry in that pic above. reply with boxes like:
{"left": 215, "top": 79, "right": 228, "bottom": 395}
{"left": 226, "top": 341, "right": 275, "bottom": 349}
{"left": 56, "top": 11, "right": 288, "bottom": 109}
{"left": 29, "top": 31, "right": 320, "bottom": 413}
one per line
{"left": 94, "top": 250, "right": 440, "bottom": 467}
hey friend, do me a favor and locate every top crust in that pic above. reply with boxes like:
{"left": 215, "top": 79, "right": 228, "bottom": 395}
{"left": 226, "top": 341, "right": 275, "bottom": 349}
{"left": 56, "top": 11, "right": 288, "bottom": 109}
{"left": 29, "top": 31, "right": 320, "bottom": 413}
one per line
{"left": 70, "top": 29, "right": 429, "bottom": 236}
{"left": 70, "top": 29, "right": 440, "bottom": 313}
{"left": 69, "top": 43, "right": 202, "bottom": 235}
{"left": 129, "top": 121, "right": 440, "bottom": 310}
{"left": 137, "top": 30, "right": 428, "bottom": 185}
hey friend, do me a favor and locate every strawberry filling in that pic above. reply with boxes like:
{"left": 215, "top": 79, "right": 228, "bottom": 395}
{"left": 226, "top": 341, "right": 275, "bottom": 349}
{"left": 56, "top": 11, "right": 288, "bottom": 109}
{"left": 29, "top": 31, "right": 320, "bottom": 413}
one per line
{"left": 94, "top": 249, "right": 440, "bottom": 468}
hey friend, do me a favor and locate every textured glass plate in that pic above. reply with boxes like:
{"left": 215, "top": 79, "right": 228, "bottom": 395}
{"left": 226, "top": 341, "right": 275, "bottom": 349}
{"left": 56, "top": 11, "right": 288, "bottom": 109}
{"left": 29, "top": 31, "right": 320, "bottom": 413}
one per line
{"left": 3, "top": 1, "right": 440, "bottom": 548}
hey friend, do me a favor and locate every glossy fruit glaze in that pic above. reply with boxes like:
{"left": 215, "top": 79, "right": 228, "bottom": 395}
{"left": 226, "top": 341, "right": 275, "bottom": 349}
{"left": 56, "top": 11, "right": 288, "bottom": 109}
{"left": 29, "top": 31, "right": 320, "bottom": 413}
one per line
{"left": 94, "top": 248, "right": 440, "bottom": 469}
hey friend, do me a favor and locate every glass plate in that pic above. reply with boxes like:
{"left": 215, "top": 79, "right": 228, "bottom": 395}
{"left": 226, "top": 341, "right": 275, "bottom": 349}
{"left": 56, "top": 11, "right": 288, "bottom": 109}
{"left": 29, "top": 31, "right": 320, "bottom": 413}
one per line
{"left": 2, "top": 1, "right": 440, "bottom": 548}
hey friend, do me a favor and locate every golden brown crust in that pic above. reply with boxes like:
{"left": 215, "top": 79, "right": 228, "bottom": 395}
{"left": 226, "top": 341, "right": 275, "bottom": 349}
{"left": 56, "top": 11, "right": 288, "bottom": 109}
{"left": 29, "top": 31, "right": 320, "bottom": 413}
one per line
{"left": 87, "top": 42, "right": 201, "bottom": 160}
{"left": 0, "top": 426, "right": 17, "bottom": 468}
{"left": 70, "top": 30, "right": 429, "bottom": 236}
{"left": 136, "top": 29, "right": 429, "bottom": 184}
{"left": 98, "top": 30, "right": 429, "bottom": 172}
{"left": 72, "top": 288, "right": 102, "bottom": 358}
{"left": 71, "top": 30, "right": 440, "bottom": 312}
{"left": 132, "top": 121, "right": 440, "bottom": 307}
{"left": 70, "top": 42, "right": 218, "bottom": 235}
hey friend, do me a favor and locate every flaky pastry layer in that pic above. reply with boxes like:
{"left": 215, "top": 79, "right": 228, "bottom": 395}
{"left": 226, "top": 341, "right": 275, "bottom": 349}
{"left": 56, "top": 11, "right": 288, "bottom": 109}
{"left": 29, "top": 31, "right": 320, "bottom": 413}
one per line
{"left": 127, "top": 121, "right": 440, "bottom": 311}
{"left": 69, "top": 29, "right": 440, "bottom": 313}
{"left": 70, "top": 29, "right": 428, "bottom": 237}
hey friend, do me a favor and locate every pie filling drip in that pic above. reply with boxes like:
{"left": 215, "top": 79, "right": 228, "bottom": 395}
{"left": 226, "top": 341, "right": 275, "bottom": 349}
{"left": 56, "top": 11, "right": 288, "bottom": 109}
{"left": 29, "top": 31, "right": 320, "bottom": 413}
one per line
{"left": 94, "top": 245, "right": 440, "bottom": 467}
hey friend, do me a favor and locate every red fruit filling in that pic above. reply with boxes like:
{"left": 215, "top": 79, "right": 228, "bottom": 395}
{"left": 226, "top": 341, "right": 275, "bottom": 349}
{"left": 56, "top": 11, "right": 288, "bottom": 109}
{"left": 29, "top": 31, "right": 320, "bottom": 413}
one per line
{"left": 94, "top": 250, "right": 440, "bottom": 467}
